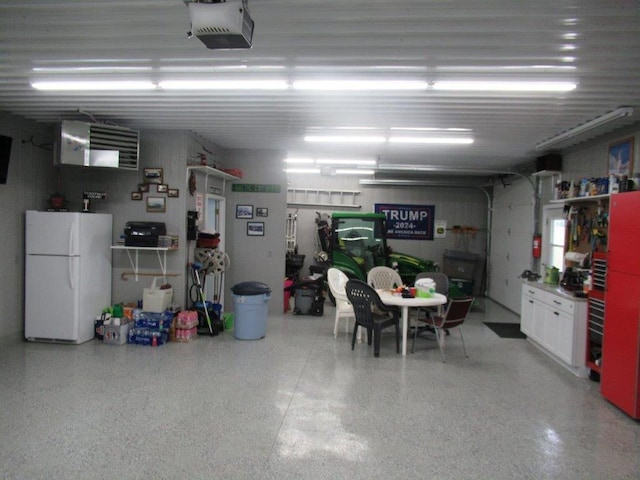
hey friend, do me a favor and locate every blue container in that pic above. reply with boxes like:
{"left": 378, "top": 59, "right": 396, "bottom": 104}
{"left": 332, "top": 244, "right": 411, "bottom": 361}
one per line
{"left": 231, "top": 282, "right": 271, "bottom": 340}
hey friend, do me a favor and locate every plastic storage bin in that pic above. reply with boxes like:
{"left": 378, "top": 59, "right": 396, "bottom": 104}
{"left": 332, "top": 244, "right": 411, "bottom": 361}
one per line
{"left": 442, "top": 250, "right": 478, "bottom": 281}
{"left": 415, "top": 278, "right": 436, "bottom": 298}
{"left": 231, "top": 281, "right": 271, "bottom": 340}
{"left": 142, "top": 277, "right": 173, "bottom": 313}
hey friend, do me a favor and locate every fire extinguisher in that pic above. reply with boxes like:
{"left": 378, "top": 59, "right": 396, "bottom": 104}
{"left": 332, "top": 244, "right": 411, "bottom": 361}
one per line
{"left": 532, "top": 233, "right": 542, "bottom": 258}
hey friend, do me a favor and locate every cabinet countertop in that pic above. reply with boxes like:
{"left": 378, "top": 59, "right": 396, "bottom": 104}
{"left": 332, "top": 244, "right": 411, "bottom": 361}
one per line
{"left": 522, "top": 279, "right": 588, "bottom": 302}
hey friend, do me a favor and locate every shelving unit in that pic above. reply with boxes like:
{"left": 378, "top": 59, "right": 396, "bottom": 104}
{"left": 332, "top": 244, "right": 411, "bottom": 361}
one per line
{"left": 287, "top": 188, "right": 361, "bottom": 209}
{"left": 186, "top": 165, "right": 240, "bottom": 195}
{"left": 111, "top": 246, "right": 178, "bottom": 281}
{"left": 550, "top": 193, "right": 610, "bottom": 204}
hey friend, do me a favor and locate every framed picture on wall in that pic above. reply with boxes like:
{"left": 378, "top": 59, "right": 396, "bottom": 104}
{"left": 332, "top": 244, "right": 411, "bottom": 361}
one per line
{"left": 131, "top": 191, "right": 142, "bottom": 201}
{"left": 236, "top": 204, "right": 253, "bottom": 219}
{"left": 256, "top": 207, "right": 268, "bottom": 217}
{"left": 157, "top": 184, "right": 168, "bottom": 193}
{"left": 608, "top": 137, "right": 634, "bottom": 176}
{"left": 247, "top": 222, "right": 264, "bottom": 236}
{"left": 146, "top": 196, "right": 166, "bottom": 213}
{"left": 168, "top": 188, "right": 179, "bottom": 198}
{"left": 143, "top": 168, "right": 163, "bottom": 184}
{"left": 138, "top": 183, "right": 149, "bottom": 193}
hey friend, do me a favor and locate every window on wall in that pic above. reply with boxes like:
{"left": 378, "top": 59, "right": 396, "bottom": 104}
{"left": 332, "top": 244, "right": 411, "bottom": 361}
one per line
{"left": 543, "top": 205, "right": 566, "bottom": 272}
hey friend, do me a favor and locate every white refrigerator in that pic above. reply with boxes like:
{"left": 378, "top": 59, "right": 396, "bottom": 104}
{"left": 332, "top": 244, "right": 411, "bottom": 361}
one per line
{"left": 25, "top": 210, "right": 113, "bottom": 343}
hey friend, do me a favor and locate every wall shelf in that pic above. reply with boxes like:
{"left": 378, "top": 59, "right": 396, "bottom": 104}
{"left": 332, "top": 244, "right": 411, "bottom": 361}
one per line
{"left": 111, "top": 246, "right": 178, "bottom": 281}
{"left": 287, "top": 188, "right": 361, "bottom": 209}
{"left": 186, "top": 165, "right": 240, "bottom": 195}
{"left": 550, "top": 193, "right": 610, "bottom": 204}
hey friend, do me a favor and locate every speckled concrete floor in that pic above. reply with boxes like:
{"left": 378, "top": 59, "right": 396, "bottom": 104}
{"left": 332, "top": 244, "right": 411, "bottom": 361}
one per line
{"left": 1, "top": 298, "right": 639, "bottom": 479}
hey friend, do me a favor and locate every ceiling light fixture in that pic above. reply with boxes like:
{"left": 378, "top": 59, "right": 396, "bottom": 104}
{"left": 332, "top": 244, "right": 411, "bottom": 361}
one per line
{"left": 159, "top": 80, "right": 288, "bottom": 90}
{"left": 31, "top": 81, "right": 156, "bottom": 91}
{"left": 315, "top": 158, "right": 377, "bottom": 166}
{"left": 304, "top": 135, "right": 386, "bottom": 144}
{"left": 292, "top": 80, "right": 428, "bottom": 91}
{"left": 284, "top": 168, "right": 321, "bottom": 174}
{"left": 283, "top": 157, "right": 314, "bottom": 164}
{"left": 335, "top": 169, "right": 375, "bottom": 175}
{"left": 390, "top": 127, "right": 472, "bottom": 132}
{"left": 388, "top": 136, "right": 474, "bottom": 145}
{"left": 535, "top": 107, "right": 635, "bottom": 151}
{"left": 431, "top": 81, "right": 577, "bottom": 92}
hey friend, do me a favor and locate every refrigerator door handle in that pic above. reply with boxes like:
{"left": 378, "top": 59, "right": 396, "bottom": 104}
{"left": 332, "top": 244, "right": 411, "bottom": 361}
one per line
{"left": 68, "top": 256, "right": 75, "bottom": 291}
{"left": 68, "top": 221, "right": 75, "bottom": 256}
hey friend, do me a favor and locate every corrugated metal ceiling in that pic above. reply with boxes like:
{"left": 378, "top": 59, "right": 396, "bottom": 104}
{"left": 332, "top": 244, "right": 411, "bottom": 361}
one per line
{"left": 1, "top": 0, "right": 639, "bottom": 171}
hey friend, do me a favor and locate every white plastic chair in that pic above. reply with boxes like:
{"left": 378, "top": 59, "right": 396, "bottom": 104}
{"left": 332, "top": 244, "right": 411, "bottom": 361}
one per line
{"left": 367, "top": 266, "right": 403, "bottom": 290}
{"left": 327, "top": 268, "right": 361, "bottom": 342}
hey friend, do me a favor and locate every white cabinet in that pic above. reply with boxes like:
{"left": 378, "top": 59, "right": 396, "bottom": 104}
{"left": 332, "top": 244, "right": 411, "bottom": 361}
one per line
{"left": 520, "top": 282, "right": 588, "bottom": 377}
{"left": 520, "top": 289, "right": 535, "bottom": 337}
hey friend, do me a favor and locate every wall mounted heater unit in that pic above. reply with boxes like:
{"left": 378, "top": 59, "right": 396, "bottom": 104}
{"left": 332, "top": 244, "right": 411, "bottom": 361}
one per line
{"left": 55, "top": 120, "right": 139, "bottom": 170}
{"left": 188, "top": 1, "right": 254, "bottom": 49}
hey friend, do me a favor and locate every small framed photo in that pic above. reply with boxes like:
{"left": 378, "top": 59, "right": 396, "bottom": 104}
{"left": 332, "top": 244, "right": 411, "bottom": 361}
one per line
{"left": 167, "top": 188, "right": 179, "bottom": 198}
{"left": 157, "top": 184, "right": 168, "bottom": 193}
{"left": 138, "top": 183, "right": 149, "bottom": 193}
{"left": 143, "top": 168, "right": 163, "bottom": 184}
{"left": 131, "top": 191, "right": 143, "bottom": 201}
{"left": 247, "top": 221, "right": 264, "bottom": 236}
{"left": 236, "top": 204, "right": 253, "bottom": 219}
{"left": 146, "top": 196, "right": 166, "bottom": 213}
{"left": 608, "top": 137, "right": 634, "bottom": 176}
{"left": 256, "top": 207, "right": 268, "bottom": 217}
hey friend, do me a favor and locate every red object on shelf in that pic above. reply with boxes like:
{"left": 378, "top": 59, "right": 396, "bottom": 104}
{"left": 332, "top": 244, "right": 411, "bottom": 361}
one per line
{"left": 222, "top": 168, "right": 243, "bottom": 178}
{"left": 600, "top": 191, "right": 640, "bottom": 419}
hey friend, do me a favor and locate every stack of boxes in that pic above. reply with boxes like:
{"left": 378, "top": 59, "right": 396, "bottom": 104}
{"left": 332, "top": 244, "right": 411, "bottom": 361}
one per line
{"left": 174, "top": 310, "right": 198, "bottom": 342}
{"left": 128, "top": 310, "right": 173, "bottom": 346}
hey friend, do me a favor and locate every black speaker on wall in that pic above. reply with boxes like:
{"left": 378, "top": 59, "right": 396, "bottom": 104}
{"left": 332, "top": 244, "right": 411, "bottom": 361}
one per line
{"left": 0, "top": 134, "right": 13, "bottom": 185}
{"left": 535, "top": 153, "right": 562, "bottom": 172}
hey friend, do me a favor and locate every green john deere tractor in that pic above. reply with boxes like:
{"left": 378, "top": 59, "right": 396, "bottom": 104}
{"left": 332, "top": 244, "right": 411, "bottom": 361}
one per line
{"left": 330, "top": 212, "right": 437, "bottom": 285}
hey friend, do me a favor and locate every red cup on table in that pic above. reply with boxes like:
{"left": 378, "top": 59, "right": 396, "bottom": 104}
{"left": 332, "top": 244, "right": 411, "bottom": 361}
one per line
{"left": 409, "top": 287, "right": 417, "bottom": 297}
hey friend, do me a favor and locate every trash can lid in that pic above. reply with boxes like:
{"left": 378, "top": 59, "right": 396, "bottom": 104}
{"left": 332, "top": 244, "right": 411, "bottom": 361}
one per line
{"left": 231, "top": 281, "right": 271, "bottom": 295}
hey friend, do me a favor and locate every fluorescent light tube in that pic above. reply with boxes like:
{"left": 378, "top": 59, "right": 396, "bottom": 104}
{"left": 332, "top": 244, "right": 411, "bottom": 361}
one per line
{"left": 388, "top": 137, "right": 474, "bottom": 145}
{"left": 159, "top": 80, "right": 289, "bottom": 90}
{"left": 315, "top": 158, "right": 377, "bottom": 166}
{"left": 432, "top": 81, "right": 577, "bottom": 92}
{"left": 390, "top": 127, "right": 472, "bottom": 132}
{"left": 304, "top": 135, "right": 386, "bottom": 144}
{"left": 335, "top": 169, "right": 375, "bottom": 175}
{"left": 293, "top": 80, "right": 428, "bottom": 91}
{"left": 284, "top": 168, "right": 321, "bottom": 174}
{"left": 284, "top": 157, "right": 314, "bottom": 164}
{"left": 31, "top": 81, "right": 156, "bottom": 91}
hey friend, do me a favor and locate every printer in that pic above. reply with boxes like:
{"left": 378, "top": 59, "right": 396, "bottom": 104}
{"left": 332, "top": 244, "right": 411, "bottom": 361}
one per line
{"left": 124, "top": 222, "right": 166, "bottom": 247}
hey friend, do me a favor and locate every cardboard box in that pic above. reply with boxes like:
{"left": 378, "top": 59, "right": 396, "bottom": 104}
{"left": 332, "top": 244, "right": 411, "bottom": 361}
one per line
{"left": 103, "top": 321, "right": 130, "bottom": 345}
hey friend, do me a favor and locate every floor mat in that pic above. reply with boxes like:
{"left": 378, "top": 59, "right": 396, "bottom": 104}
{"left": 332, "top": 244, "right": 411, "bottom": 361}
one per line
{"left": 484, "top": 322, "right": 527, "bottom": 339}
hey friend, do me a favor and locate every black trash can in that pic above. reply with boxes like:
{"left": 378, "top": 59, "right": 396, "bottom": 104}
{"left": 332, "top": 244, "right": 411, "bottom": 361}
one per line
{"left": 231, "top": 281, "right": 272, "bottom": 340}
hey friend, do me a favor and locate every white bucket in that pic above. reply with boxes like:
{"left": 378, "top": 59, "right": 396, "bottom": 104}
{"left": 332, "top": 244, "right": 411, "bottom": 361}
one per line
{"left": 414, "top": 278, "right": 436, "bottom": 298}
{"left": 143, "top": 277, "right": 173, "bottom": 313}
